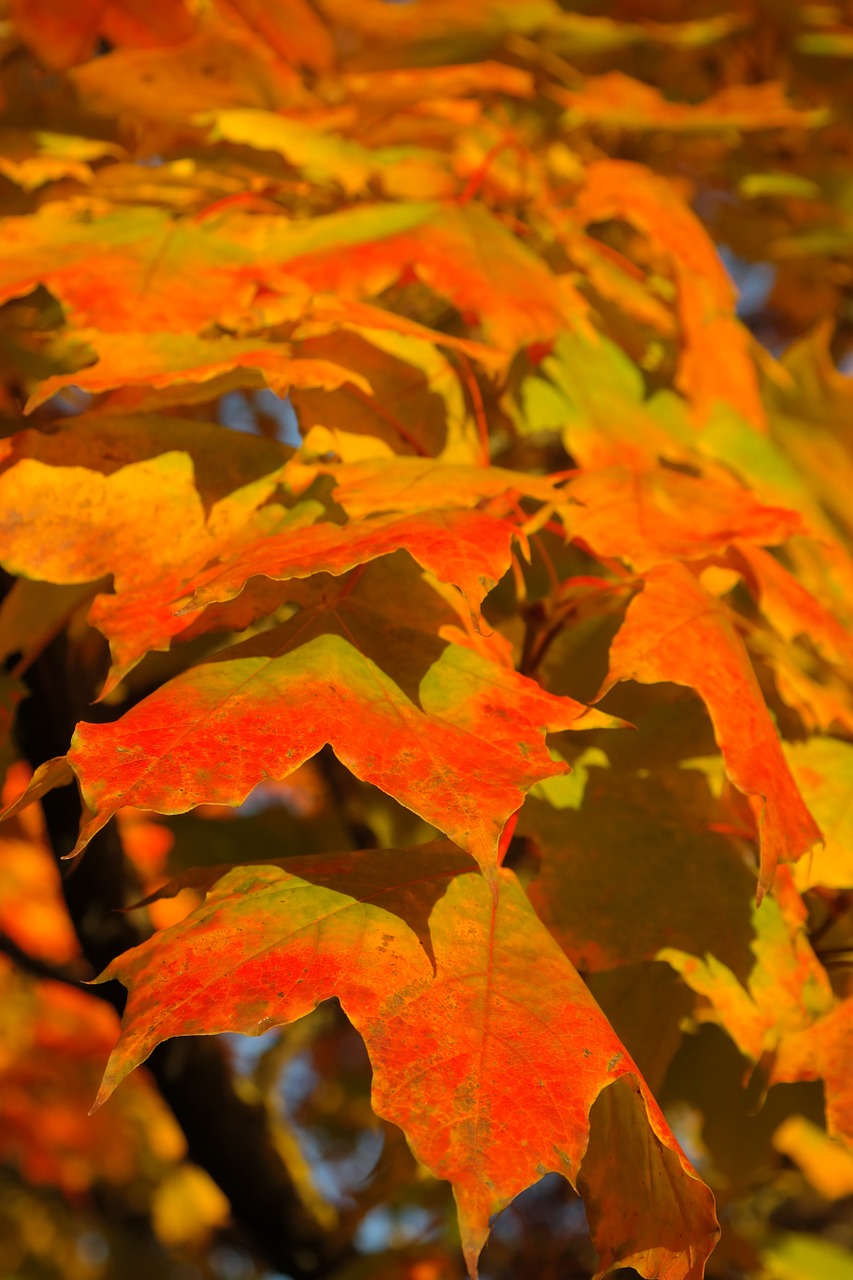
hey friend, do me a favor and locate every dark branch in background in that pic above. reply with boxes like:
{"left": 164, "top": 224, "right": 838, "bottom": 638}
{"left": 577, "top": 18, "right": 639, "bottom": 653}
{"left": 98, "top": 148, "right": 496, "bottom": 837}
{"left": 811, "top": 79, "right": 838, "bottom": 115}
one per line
{"left": 11, "top": 616, "right": 356, "bottom": 1280}
{"left": 0, "top": 928, "right": 93, "bottom": 987}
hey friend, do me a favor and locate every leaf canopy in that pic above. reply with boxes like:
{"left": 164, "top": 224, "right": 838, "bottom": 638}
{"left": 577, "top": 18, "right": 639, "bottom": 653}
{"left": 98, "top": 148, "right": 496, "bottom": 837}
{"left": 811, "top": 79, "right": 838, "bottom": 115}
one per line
{"left": 1, "top": 3, "right": 852, "bottom": 1278}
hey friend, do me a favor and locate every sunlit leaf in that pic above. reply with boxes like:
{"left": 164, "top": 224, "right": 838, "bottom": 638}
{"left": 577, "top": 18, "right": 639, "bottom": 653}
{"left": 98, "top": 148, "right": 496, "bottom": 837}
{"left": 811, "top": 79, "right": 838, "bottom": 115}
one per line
{"left": 563, "top": 466, "right": 802, "bottom": 570}
{"left": 52, "top": 560, "right": 616, "bottom": 873}
{"left": 599, "top": 564, "right": 822, "bottom": 898}
{"left": 26, "top": 330, "right": 373, "bottom": 411}
{"left": 94, "top": 853, "right": 719, "bottom": 1278}
{"left": 772, "top": 1116, "right": 853, "bottom": 1200}
{"left": 784, "top": 737, "right": 853, "bottom": 890}
{"left": 573, "top": 161, "right": 765, "bottom": 428}
{"left": 560, "top": 75, "right": 825, "bottom": 135}
{"left": 659, "top": 867, "right": 833, "bottom": 1063}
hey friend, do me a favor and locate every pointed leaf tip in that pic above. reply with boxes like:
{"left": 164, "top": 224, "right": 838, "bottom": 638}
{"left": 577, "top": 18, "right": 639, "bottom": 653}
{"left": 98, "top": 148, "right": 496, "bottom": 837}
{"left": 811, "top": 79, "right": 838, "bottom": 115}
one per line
{"left": 0, "top": 756, "right": 74, "bottom": 823}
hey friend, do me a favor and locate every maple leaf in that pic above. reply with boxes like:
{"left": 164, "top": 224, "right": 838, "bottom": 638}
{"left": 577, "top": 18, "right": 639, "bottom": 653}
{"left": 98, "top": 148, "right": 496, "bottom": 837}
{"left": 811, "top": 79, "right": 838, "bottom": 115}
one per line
{"left": 69, "top": 16, "right": 297, "bottom": 118}
{"left": 277, "top": 201, "right": 580, "bottom": 352}
{"left": 559, "top": 74, "right": 824, "bottom": 134}
{"left": 658, "top": 866, "right": 834, "bottom": 1064}
{"left": 25, "top": 331, "right": 374, "bottom": 412}
{"left": 726, "top": 542, "right": 853, "bottom": 671}
{"left": 783, "top": 737, "right": 853, "bottom": 890}
{"left": 93, "top": 505, "right": 520, "bottom": 689}
{"left": 0, "top": 200, "right": 435, "bottom": 335}
{"left": 3, "top": 2, "right": 853, "bottom": 1274}
{"left": 774, "top": 997, "right": 853, "bottom": 1146}
{"left": 92, "top": 848, "right": 720, "bottom": 1279}
{"left": 659, "top": 867, "right": 853, "bottom": 1146}
{"left": 0, "top": 546, "right": 616, "bottom": 877}
{"left": 598, "top": 563, "right": 822, "bottom": 899}
{"left": 306, "top": 455, "right": 565, "bottom": 518}
{"left": 177, "top": 508, "right": 516, "bottom": 618}
{"left": 562, "top": 465, "right": 803, "bottom": 571}
{"left": 61, "top": 566, "right": 612, "bottom": 877}
{"left": 522, "top": 766, "right": 757, "bottom": 976}
{"left": 573, "top": 161, "right": 766, "bottom": 428}
{"left": 522, "top": 332, "right": 697, "bottom": 471}
{"left": 287, "top": 328, "right": 482, "bottom": 460}
{"left": 0, "top": 450, "right": 288, "bottom": 596}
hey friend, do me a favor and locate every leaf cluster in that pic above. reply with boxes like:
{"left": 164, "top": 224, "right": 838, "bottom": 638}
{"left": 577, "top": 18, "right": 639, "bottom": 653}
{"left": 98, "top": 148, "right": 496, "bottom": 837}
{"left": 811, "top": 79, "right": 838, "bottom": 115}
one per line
{"left": 1, "top": 4, "right": 853, "bottom": 1280}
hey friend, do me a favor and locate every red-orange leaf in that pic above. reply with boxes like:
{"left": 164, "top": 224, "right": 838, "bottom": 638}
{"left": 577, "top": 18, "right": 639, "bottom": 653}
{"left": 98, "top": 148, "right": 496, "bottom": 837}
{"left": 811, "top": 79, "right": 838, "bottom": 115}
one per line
{"left": 26, "top": 330, "right": 372, "bottom": 411}
{"left": 93, "top": 851, "right": 719, "bottom": 1278}
{"left": 775, "top": 997, "right": 853, "bottom": 1145}
{"left": 573, "top": 161, "right": 765, "bottom": 429}
{"left": 10, "top": 0, "right": 104, "bottom": 68}
{"left": 564, "top": 466, "right": 803, "bottom": 571}
{"left": 599, "top": 564, "right": 822, "bottom": 898}
{"left": 93, "top": 507, "right": 518, "bottom": 688}
{"left": 299, "top": 456, "right": 565, "bottom": 518}
{"left": 180, "top": 508, "right": 515, "bottom": 616}
{"left": 728, "top": 541, "right": 853, "bottom": 671}
{"left": 281, "top": 202, "right": 579, "bottom": 352}
{"left": 62, "top": 560, "right": 613, "bottom": 875}
{"left": 0, "top": 201, "right": 433, "bottom": 335}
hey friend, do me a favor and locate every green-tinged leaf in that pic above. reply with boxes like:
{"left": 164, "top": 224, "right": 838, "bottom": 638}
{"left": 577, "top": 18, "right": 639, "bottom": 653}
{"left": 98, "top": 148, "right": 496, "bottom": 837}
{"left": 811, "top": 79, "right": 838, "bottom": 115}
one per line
{"left": 659, "top": 868, "right": 834, "bottom": 1065}
{"left": 522, "top": 768, "right": 757, "bottom": 977}
{"left": 0, "top": 129, "right": 124, "bottom": 190}
{"left": 760, "top": 1233, "right": 853, "bottom": 1280}
{"left": 0, "top": 200, "right": 435, "bottom": 334}
{"left": 278, "top": 201, "right": 579, "bottom": 352}
{"left": 200, "top": 109, "right": 379, "bottom": 195}
{"left": 536, "top": 332, "right": 695, "bottom": 469}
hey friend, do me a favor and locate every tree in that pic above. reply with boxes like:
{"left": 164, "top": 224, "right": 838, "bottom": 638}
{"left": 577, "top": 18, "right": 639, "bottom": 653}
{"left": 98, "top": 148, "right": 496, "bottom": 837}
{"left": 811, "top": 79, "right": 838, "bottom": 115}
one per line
{"left": 0, "top": 2, "right": 852, "bottom": 1278}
